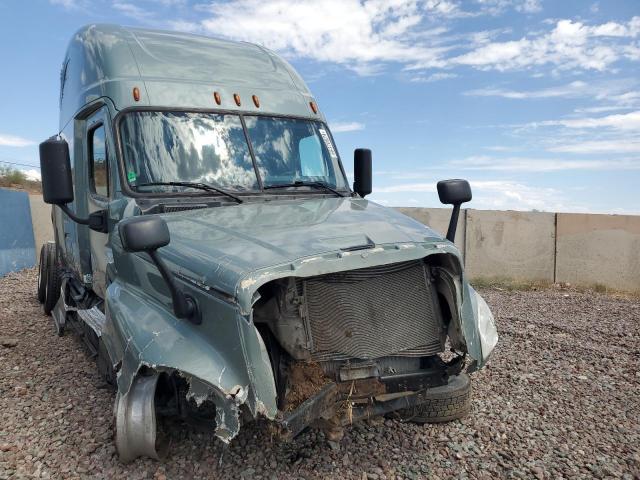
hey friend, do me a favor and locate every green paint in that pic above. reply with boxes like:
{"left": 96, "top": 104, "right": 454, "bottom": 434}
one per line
{"left": 51, "top": 24, "right": 497, "bottom": 451}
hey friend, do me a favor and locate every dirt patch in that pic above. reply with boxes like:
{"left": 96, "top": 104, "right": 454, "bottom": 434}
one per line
{"left": 284, "top": 361, "right": 333, "bottom": 411}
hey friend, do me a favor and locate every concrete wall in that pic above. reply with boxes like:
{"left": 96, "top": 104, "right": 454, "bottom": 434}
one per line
{"left": 465, "top": 210, "right": 556, "bottom": 282}
{"left": 0, "top": 189, "right": 36, "bottom": 275}
{"left": 29, "top": 195, "right": 53, "bottom": 262}
{"left": 556, "top": 213, "right": 640, "bottom": 292}
{"left": 4, "top": 192, "right": 639, "bottom": 292}
{"left": 396, "top": 207, "right": 640, "bottom": 293}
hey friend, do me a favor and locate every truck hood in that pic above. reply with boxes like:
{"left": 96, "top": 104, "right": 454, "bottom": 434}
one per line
{"left": 159, "top": 197, "right": 445, "bottom": 296}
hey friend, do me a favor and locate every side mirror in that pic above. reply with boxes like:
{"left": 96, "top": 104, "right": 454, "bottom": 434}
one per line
{"left": 437, "top": 179, "right": 472, "bottom": 243}
{"left": 39, "top": 137, "right": 74, "bottom": 205}
{"left": 39, "top": 136, "right": 108, "bottom": 232}
{"left": 119, "top": 215, "right": 170, "bottom": 253}
{"left": 353, "top": 148, "right": 372, "bottom": 197}
{"left": 119, "top": 216, "right": 200, "bottom": 324}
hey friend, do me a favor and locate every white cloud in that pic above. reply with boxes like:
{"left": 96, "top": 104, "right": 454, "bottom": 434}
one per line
{"left": 21, "top": 169, "right": 41, "bottom": 181}
{"left": 49, "top": 0, "right": 79, "bottom": 8}
{"left": 376, "top": 182, "right": 437, "bottom": 193}
{"left": 574, "top": 104, "right": 638, "bottom": 114}
{"left": 548, "top": 140, "right": 640, "bottom": 154}
{"left": 199, "top": 0, "right": 450, "bottom": 73}
{"left": 540, "top": 110, "right": 640, "bottom": 131}
{"left": 465, "top": 80, "right": 591, "bottom": 99}
{"left": 484, "top": 145, "right": 517, "bottom": 152}
{"left": 450, "top": 155, "right": 640, "bottom": 172}
{"left": 372, "top": 179, "right": 583, "bottom": 212}
{"left": 0, "top": 134, "right": 34, "bottom": 148}
{"left": 515, "top": 0, "right": 542, "bottom": 13}
{"left": 167, "top": 20, "right": 200, "bottom": 33}
{"left": 113, "top": 2, "right": 154, "bottom": 22}
{"left": 191, "top": 0, "right": 640, "bottom": 75}
{"left": 466, "top": 80, "right": 640, "bottom": 114}
{"left": 451, "top": 17, "right": 640, "bottom": 71}
{"left": 470, "top": 180, "right": 578, "bottom": 212}
{"left": 410, "top": 72, "right": 458, "bottom": 82}
{"left": 492, "top": 108, "right": 640, "bottom": 156}
{"left": 468, "top": 0, "right": 542, "bottom": 16}
{"left": 330, "top": 121, "right": 365, "bottom": 133}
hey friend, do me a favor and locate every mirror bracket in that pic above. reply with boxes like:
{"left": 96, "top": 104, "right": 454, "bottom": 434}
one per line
{"left": 446, "top": 204, "right": 462, "bottom": 243}
{"left": 89, "top": 210, "right": 109, "bottom": 233}
{"left": 59, "top": 204, "right": 89, "bottom": 225}
{"left": 119, "top": 216, "right": 201, "bottom": 325}
{"left": 147, "top": 250, "right": 201, "bottom": 325}
{"left": 59, "top": 205, "right": 108, "bottom": 233}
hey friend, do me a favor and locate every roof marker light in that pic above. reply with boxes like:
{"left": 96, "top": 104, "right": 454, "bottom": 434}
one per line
{"left": 234, "top": 93, "right": 241, "bottom": 106}
{"left": 309, "top": 101, "right": 318, "bottom": 114}
{"left": 214, "top": 91, "right": 221, "bottom": 105}
{"left": 132, "top": 87, "right": 140, "bottom": 102}
{"left": 252, "top": 95, "right": 260, "bottom": 108}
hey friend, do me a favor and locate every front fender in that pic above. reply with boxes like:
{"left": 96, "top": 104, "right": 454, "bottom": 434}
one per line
{"left": 103, "top": 279, "right": 278, "bottom": 441}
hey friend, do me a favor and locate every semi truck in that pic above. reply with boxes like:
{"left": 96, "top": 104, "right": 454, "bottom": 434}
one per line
{"left": 37, "top": 24, "right": 498, "bottom": 462}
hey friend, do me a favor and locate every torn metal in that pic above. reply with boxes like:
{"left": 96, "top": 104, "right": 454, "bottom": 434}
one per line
{"left": 63, "top": 233, "right": 497, "bottom": 453}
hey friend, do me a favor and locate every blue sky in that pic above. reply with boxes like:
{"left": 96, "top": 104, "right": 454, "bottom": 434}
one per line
{"left": 1, "top": 0, "right": 638, "bottom": 213}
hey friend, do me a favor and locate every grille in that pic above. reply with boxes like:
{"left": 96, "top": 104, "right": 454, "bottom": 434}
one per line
{"left": 303, "top": 260, "right": 444, "bottom": 361}
{"left": 163, "top": 204, "right": 208, "bottom": 213}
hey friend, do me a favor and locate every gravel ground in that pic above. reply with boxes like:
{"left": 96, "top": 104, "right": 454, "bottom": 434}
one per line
{"left": 1, "top": 269, "right": 639, "bottom": 480}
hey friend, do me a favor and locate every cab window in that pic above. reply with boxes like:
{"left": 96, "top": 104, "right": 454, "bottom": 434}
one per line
{"left": 89, "top": 124, "right": 108, "bottom": 197}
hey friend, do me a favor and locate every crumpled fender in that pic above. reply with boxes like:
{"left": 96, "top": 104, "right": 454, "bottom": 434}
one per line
{"left": 102, "top": 279, "right": 278, "bottom": 442}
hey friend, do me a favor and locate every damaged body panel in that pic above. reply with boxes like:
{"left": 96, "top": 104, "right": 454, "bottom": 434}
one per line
{"left": 104, "top": 277, "right": 278, "bottom": 441}
{"left": 37, "top": 23, "right": 497, "bottom": 463}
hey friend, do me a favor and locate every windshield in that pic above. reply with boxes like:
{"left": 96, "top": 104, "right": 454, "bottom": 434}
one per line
{"left": 243, "top": 116, "right": 347, "bottom": 189}
{"left": 119, "top": 111, "right": 349, "bottom": 195}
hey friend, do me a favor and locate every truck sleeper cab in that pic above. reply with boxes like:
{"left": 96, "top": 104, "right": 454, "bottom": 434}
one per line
{"left": 37, "top": 24, "right": 498, "bottom": 462}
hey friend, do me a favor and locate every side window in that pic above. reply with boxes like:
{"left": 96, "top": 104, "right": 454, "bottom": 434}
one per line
{"left": 299, "top": 135, "right": 327, "bottom": 177}
{"left": 89, "top": 124, "right": 108, "bottom": 197}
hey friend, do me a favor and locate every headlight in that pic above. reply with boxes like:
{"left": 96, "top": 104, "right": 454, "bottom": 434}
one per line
{"left": 470, "top": 287, "right": 498, "bottom": 361}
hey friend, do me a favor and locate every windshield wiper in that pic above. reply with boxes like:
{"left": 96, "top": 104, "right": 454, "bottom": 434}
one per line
{"left": 135, "top": 181, "right": 243, "bottom": 203}
{"left": 263, "top": 181, "right": 345, "bottom": 197}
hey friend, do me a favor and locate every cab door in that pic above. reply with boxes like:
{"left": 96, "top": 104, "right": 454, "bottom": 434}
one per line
{"left": 85, "top": 109, "right": 111, "bottom": 298}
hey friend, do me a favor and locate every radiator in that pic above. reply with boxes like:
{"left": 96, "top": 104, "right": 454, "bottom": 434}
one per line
{"left": 303, "top": 260, "right": 444, "bottom": 361}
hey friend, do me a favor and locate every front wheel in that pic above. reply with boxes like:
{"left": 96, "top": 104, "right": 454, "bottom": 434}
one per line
{"left": 36, "top": 244, "right": 48, "bottom": 303}
{"left": 394, "top": 373, "right": 471, "bottom": 423}
{"left": 43, "top": 243, "right": 61, "bottom": 316}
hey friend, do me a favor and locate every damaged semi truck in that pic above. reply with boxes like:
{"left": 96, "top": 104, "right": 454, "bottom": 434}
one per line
{"left": 37, "top": 24, "right": 498, "bottom": 462}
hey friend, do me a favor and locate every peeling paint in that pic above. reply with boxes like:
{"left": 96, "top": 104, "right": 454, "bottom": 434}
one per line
{"left": 300, "top": 256, "right": 321, "bottom": 264}
{"left": 217, "top": 366, "right": 226, "bottom": 385}
{"left": 240, "top": 277, "right": 258, "bottom": 289}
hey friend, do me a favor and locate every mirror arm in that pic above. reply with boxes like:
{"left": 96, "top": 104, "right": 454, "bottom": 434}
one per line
{"left": 59, "top": 204, "right": 89, "bottom": 225}
{"left": 446, "top": 204, "right": 461, "bottom": 243}
{"left": 147, "top": 250, "right": 201, "bottom": 325}
{"left": 59, "top": 204, "right": 109, "bottom": 233}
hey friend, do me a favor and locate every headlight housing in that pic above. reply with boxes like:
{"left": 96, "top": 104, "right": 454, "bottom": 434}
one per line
{"left": 470, "top": 287, "right": 498, "bottom": 362}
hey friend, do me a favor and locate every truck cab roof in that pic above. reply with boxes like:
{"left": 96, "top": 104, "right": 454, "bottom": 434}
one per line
{"left": 60, "top": 24, "right": 321, "bottom": 129}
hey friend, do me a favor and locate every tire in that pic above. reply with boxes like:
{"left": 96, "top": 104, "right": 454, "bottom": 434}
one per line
{"left": 43, "top": 243, "right": 61, "bottom": 316}
{"left": 36, "top": 244, "right": 48, "bottom": 303}
{"left": 395, "top": 373, "right": 471, "bottom": 424}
